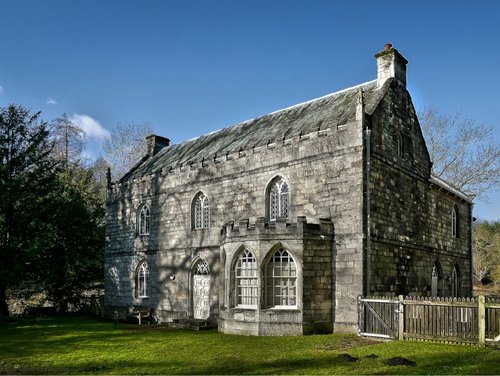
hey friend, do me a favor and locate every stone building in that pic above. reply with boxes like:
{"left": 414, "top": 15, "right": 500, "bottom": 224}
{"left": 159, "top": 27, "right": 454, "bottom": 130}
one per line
{"left": 104, "top": 45, "right": 473, "bottom": 335}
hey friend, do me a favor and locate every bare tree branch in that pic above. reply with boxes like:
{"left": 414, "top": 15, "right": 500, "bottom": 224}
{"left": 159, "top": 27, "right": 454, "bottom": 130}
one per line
{"left": 102, "top": 122, "right": 153, "bottom": 181}
{"left": 419, "top": 106, "right": 500, "bottom": 199}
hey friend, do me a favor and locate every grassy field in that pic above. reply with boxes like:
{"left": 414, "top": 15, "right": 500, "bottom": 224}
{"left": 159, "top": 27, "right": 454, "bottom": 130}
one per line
{"left": 0, "top": 316, "right": 499, "bottom": 375}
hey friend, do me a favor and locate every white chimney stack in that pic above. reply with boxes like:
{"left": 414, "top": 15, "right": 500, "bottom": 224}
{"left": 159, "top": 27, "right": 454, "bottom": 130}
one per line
{"left": 375, "top": 43, "right": 408, "bottom": 87}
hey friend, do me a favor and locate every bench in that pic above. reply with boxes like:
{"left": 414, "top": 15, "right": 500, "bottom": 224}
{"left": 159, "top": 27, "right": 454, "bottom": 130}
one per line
{"left": 127, "top": 306, "right": 152, "bottom": 325}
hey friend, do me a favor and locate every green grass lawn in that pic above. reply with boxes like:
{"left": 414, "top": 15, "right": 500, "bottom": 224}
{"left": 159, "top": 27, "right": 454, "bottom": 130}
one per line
{"left": 0, "top": 316, "right": 499, "bottom": 375}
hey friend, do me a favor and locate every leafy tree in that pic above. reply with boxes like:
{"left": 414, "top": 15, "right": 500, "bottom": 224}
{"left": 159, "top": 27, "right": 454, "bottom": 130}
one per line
{"left": 103, "top": 122, "right": 153, "bottom": 181}
{"left": 0, "top": 105, "right": 58, "bottom": 317}
{"left": 419, "top": 107, "right": 500, "bottom": 199}
{"left": 34, "top": 166, "right": 105, "bottom": 312}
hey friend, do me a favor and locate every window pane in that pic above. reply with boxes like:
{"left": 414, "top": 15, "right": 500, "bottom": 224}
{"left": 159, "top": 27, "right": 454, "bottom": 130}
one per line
{"left": 236, "top": 250, "right": 258, "bottom": 306}
{"left": 265, "top": 249, "right": 296, "bottom": 307}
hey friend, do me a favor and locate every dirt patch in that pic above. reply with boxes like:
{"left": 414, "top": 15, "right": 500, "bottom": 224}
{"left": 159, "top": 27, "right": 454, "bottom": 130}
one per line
{"left": 386, "top": 357, "right": 416, "bottom": 367}
{"left": 338, "top": 353, "right": 359, "bottom": 362}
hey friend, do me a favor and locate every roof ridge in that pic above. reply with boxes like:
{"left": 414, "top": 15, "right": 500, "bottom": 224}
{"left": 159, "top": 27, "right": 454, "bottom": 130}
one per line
{"left": 167, "top": 79, "right": 378, "bottom": 150}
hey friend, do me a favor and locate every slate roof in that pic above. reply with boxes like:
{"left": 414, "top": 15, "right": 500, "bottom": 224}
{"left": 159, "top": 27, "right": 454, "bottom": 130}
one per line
{"left": 122, "top": 79, "right": 391, "bottom": 181}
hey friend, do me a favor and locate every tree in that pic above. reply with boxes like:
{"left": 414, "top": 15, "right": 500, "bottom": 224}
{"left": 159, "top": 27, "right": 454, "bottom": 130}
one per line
{"left": 34, "top": 166, "right": 105, "bottom": 312}
{"left": 419, "top": 107, "right": 500, "bottom": 199}
{"left": 0, "top": 105, "right": 58, "bottom": 317}
{"left": 103, "top": 122, "right": 153, "bottom": 181}
{"left": 472, "top": 221, "right": 500, "bottom": 285}
{"left": 50, "top": 114, "right": 84, "bottom": 172}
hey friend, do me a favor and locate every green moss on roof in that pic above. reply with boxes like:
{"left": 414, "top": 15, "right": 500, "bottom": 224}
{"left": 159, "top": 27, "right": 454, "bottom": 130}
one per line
{"left": 122, "top": 79, "right": 388, "bottom": 181}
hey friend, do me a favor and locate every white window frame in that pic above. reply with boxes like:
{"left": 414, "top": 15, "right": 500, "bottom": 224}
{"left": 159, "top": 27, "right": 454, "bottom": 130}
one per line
{"left": 265, "top": 249, "right": 297, "bottom": 309}
{"left": 138, "top": 205, "right": 150, "bottom": 236}
{"left": 137, "top": 262, "right": 148, "bottom": 298}
{"left": 268, "top": 177, "right": 290, "bottom": 221}
{"left": 194, "top": 193, "right": 210, "bottom": 229}
{"left": 235, "top": 249, "right": 258, "bottom": 308}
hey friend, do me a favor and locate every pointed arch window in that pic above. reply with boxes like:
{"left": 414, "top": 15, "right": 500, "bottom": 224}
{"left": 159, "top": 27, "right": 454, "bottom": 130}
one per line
{"left": 235, "top": 249, "right": 258, "bottom": 307}
{"left": 451, "top": 266, "right": 460, "bottom": 298}
{"left": 431, "top": 260, "right": 443, "bottom": 297}
{"left": 451, "top": 205, "right": 459, "bottom": 238}
{"left": 136, "top": 261, "right": 149, "bottom": 298}
{"left": 138, "top": 205, "right": 150, "bottom": 236}
{"left": 193, "top": 193, "right": 210, "bottom": 229}
{"left": 194, "top": 259, "right": 210, "bottom": 275}
{"left": 396, "top": 131, "right": 404, "bottom": 158}
{"left": 268, "top": 177, "right": 290, "bottom": 221}
{"left": 265, "top": 249, "right": 297, "bottom": 307}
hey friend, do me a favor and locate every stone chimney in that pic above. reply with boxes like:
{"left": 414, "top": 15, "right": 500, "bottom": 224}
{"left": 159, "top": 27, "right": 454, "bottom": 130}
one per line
{"left": 374, "top": 43, "right": 408, "bottom": 87}
{"left": 146, "top": 134, "right": 170, "bottom": 157}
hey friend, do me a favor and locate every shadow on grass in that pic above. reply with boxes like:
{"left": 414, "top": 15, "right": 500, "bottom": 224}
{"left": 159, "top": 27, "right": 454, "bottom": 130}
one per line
{"left": 1, "top": 317, "right": 500, "bottom": 375}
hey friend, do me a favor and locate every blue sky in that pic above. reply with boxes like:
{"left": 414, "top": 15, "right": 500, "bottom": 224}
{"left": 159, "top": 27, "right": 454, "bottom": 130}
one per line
{"left": 1, "top": 0, "right": 498, "bottom": 220}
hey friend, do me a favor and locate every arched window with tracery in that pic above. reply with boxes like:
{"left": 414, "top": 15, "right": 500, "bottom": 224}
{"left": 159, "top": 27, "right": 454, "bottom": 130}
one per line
{"left": 138, "top": 205, "right": 150, "bottom": 236}
{"left": 136, "top": 261, "right": 149, "bottom": 298}
{"left": 193, "top": 192, "right": 210, "bottom": 229}
{"left": 451, "top": 205, "right": 459, "bottom": 238}
{"left": 235, "top": 249, "right": 258, "bottom": 307}
{"left": 267, "top": 177, "right": 290, "bottom": 221}
{"left": 265, "top": 248, "right": 297, "bottom": 307}
{"left": 194, "top": 259, "right": 210, "bottom": 275}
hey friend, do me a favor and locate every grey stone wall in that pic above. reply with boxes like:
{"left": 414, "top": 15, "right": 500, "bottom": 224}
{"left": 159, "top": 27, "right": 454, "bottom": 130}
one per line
{"left": 219, "top": 217, "right": 334, "bottom": 335}
{"left": 104, "top": 117, "right": 365, "bottom": 330}
{"left": 367, "top": 81, "right": 472, "bottom": 298}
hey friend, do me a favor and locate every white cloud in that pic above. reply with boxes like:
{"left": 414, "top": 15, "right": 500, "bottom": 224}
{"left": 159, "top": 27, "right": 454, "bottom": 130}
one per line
{"left": 69, "top": 113, "right": 110, "bottom": 141}
{"left": 46, "top": 97, "right": 57, "bottom": 105}
{"left": 0, "top": 85, "right": 5, "bottom": 96}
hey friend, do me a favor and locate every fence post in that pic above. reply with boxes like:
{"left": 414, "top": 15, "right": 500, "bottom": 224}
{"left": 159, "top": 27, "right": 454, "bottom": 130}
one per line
{"left": 357, "top": 295, "right": 364, "bottom": 335}
{"left": 478, "top": 295, "right": 485, "bottom": 346}
{"left": 397, "top": 295, "right": 404, "bottom": 340}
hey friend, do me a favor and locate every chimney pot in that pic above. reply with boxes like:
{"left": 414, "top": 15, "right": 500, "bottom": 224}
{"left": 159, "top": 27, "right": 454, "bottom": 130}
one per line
{"left": 384, "top": 43, "right": 393, "bottom": 50}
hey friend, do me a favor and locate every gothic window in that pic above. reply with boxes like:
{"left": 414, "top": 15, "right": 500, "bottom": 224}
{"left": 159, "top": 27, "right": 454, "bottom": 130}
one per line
{"left": 451, "top": 205, "right": 459, "bottom": 238}
{"left": 138, "top": 205, "right": 150, "bottom": 236}
{"left": 193, "top": 192, "right": 210, "bottom": 229}
{"left": 267, "top": 177, "right": 290, "bottom": 221}
{"left": 431, "top": 260, "right": 443, "bottom": 297}
{"left": 194, "top": 259, "right": 210, "bottom": 275}
{"left": 265, "top": 249, "right": 297, "bottom": 307}
{"left": 451, "top": 266, "right": 460, "bottom": 298}
{"left": 396, "top": 132, "right": 404, "bottom": 158}
{"left": 136, "top": 261, "right": 149, "bottom": 298}
{"left": 235, "top": 249, "right": 258, "bottom": 307}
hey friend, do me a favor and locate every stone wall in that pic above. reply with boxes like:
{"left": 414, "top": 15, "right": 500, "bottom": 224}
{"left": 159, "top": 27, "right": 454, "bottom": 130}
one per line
{"left": 367, "top": 81, "right": 472, "bottom": 298}
{"left": 218, "top": 217, "right": 334, "bottom": 335}
{"left": 104, "top": 116, "right": 365, "bottom": 330}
